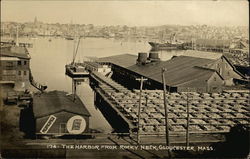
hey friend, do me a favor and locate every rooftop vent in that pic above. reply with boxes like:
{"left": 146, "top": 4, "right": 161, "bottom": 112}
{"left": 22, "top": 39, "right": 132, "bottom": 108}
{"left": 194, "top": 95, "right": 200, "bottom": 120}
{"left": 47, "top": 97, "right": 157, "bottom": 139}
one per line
{"left": 148, "top": 52, "right": 160, "bottom": 62}
{"left": 137, "top": 52, "right": 148, "bottom": 65}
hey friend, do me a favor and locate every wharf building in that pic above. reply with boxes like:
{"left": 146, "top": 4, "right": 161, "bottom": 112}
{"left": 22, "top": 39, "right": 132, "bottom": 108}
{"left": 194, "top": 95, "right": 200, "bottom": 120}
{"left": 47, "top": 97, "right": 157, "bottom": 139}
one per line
{"left": 97, "top": 51, "right": 244, "bottom": 93}
{"left": 195, "top": 39, "right": 230, "bottom": 53}
{"left": 229, "top": 40, "right": 249, "bottom": 54}
{"left": 87, "top": 52, "right": 249, "bottom": 143}
{"left": 0, "top": 45, "right": 31, "bottom": 90}
{"left": 89, "top": 67, "right": 249, "bottom": 139}
{"left": 226, "top": 40, "right": 249, "bottom": 72}
{"left": 83, "top": 61, "right": 111, "bottom": 76}
{"left": 28, "top": 91, "right": 91, "bottom": 137}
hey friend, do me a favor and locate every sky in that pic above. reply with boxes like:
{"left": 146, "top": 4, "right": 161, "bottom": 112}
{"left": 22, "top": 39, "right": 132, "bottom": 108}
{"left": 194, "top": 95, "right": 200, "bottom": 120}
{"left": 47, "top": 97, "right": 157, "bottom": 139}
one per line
{"left": 1, "top": 0, "right": 249, "bottom": 26}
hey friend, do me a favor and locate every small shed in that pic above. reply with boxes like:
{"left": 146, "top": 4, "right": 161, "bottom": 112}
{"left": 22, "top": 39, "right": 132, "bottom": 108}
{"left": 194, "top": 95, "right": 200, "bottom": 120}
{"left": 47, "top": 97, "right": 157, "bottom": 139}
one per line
{"left": 32, "top": 91, "right": 91, "bottom": 136}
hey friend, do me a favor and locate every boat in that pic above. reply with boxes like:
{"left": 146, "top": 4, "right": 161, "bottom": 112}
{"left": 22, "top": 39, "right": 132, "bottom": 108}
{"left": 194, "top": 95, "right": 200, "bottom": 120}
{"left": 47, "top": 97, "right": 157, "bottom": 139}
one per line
{"left": 30, "top": 37, "right": 38, "bottom": 40}
{"left": 148, "top": 41, "right": 185, "bottom": 51}
{"left": 65, "top": 63, "right": 89, "bottom": 78}
{"left": 65, "top": 22, "right": 75, "bottom": 40}
{"left": 65, "top": 36, "right": 74, "bottom": 40}
{"left": 65, "top": 36, "right": 89, "bottom": 79}
{"left": 148, "top": 33, "right": 185, "bottom": 51}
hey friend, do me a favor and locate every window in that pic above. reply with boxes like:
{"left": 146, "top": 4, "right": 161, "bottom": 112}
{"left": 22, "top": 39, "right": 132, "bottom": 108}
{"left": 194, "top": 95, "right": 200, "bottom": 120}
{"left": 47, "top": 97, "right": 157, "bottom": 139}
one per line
{"left": 18, "top": 71, "right": 21, "bottom": 75}
{"left": 214, "top": 77, "right": 216, "bottom": 81}
{"left": 18, "top": 61, "right": 21, "bottom": 65}
{"left": 24, "top": 71, "right": 26, "bottom": 76}
{"left": 6, "top": 62, "right": 14, "bottom": 69}
{"left": 71, "top": 119, "right": 82, "bottom": 131}
{"left": 24, "top": 61, "right": 27, "bottom": 65}
{"left": 6, "top": 62, "right": 14, "bottom": 67}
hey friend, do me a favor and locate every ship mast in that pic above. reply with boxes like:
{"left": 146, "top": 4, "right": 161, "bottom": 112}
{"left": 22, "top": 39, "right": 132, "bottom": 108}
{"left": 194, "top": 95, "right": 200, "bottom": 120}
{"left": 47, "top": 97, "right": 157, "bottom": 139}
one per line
{"left": 72, "top": 36, "right": 81, "bottom": 64}
{"left": 16, "top": 25, "right": 19, "bottom": 46}
{"left": 72, "top": 24, "right": 81, "bottom": 64}
{"left": 172, "top": 33, "right": 176, "bottom": 43}
{"left": 72, "top": 25, "right": 76, "bottom": 64}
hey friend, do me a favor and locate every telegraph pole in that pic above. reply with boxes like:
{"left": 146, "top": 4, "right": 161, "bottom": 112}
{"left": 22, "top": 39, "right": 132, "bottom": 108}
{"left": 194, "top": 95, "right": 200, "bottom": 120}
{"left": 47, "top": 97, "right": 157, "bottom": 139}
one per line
{"left": 72, "top": 79, "right": 77, "bottom": 102}
{"left": 162, "top": 68, "right": 170, "bottom": 146}
{"left": 135, "top": 76, "right": 147, "bottom": 144}
{"left": 186, "top": 88, "right": 190, "bottom": 147}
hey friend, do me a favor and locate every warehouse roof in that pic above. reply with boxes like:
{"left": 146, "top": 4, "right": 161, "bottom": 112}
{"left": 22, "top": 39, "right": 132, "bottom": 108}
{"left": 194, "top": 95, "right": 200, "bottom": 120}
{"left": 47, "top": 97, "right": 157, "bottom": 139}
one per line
{"left": 127, "top": 56, "right": 219, "bottom": 86}
{"left": 97, "top": 54, "right": 223, "bottom": 87}
{"left": 0, "top": 46, "right": 30, "bottom": 59}
{"left": 98, "top": 54, "right": 137, "bottom": 68}
{"left": 181, "top": 50, "right": 223, "bottom": 60}
{"left": 196, "top": 39, "right": 230, "bottom": 47}
{"left": 97, "top": 50, "right": 223, "bottom": 67}
{"left": 33, "top": 91, "right": 91, "bottom": 118}
{"left": 0, "top": 57, "right": 20, "bottom": 61}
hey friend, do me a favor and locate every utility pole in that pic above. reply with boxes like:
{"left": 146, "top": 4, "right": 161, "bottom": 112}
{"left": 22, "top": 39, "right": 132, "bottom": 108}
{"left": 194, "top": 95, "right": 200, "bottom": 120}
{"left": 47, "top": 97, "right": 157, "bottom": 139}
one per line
{"left": 162, "top": 68, "right": 170, "bottom": 146}
{"left": 186, "top": 88, "right": 190, "bottom": 147}
{"left": 72, "top": 79, "right": 77, "bottom": 102}
{"left": 135, "top": 76, "right": 147, "bottom": 144}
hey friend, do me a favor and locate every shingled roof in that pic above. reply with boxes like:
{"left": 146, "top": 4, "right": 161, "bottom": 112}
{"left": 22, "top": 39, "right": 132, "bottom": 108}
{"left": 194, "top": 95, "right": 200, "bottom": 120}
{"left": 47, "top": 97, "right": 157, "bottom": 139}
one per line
{"left": 33, "top": 91, "right": 91, "bottom": 118}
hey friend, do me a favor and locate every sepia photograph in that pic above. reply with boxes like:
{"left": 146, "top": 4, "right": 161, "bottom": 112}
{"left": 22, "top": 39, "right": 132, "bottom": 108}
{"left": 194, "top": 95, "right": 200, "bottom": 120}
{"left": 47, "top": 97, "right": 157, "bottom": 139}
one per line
{"left": 0, "top": 0, "right": 249, "bottom": 158}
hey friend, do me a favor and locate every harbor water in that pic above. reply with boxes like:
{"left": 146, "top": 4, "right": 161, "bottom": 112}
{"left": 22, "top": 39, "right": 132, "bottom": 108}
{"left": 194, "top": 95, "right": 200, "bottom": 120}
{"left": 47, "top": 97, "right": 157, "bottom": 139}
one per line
{"left": 19, "top": 37, "right": 186, "bottom": 133}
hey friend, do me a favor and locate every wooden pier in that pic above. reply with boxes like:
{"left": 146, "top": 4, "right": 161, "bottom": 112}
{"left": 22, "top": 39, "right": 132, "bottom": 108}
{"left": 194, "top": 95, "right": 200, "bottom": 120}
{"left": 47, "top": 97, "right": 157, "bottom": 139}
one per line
{"left": 90, "top": 71, "right": 250, "bottom": 144}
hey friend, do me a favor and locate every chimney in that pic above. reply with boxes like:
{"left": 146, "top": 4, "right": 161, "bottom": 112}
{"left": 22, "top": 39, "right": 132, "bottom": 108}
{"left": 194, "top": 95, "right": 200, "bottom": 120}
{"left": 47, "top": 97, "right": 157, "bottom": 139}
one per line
{"left": 148, "top": 52, "right": 160, "bottom": 62}
{"left": 136, "top": 52, "right": 148, "bottom": 65}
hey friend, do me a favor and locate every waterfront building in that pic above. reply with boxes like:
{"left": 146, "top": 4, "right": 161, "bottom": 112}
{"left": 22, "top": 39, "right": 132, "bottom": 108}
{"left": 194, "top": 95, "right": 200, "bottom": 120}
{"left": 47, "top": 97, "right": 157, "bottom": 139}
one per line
{"left": 229, "top": 40, "right": 249, "bottom": 54}
{"left": 90, "top": 70, "right": 250, "bottom": 135}
{"left": 182, "top": 50, "right": 245, "bottom": 83}
{"left": 0, "top": 45, "right": 31, "bottom": 88}
{"left": 84, "top": 61, "right": 111, "bottom": 75}
{"left": 97, "top": 51, "right": 244, "bottom": 92}
{"left": 32, "top": 91, "right": 91, "bottom": 137}
{"left": 195, "top": 39, "right": 231, "bottom": 52}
